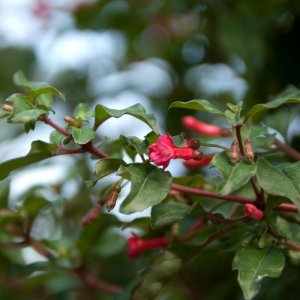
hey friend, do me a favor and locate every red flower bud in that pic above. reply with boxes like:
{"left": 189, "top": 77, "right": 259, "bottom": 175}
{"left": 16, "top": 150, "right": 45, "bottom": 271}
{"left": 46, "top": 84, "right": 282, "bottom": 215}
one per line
{"left": 81, "top": 204, "right": 101, "bottom": 226}
{"left": 182, "top": 116, "right": 231, "bottom": 137}
{"left": 128, "top": 234, "right": 169, "bottom": 260}
{"left": 244, "top": 204, "right": 264, "bottom": 221}
{"left": 183, "top": 155, "right": 213, "bottom": 168}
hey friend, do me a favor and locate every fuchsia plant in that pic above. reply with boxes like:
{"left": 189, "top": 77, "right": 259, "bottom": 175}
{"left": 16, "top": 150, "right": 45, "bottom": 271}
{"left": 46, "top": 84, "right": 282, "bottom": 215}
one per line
{"left": 2, "top": 73, "right": 300, "bottom": 299}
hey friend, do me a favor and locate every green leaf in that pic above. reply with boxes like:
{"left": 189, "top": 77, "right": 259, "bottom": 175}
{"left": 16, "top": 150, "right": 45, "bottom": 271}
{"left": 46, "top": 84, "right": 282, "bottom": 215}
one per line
{"left": 233, "top": 247, "right": 285, "bottom": 300}
{"left": 50, "top": 130, "right": 65, "bottom": 146}
{"left": 169, "top": 99, "right": 224, "bottom": 116}
{"left": 0, "top": 141, "right": 55, "bottom": 180}
{"left": 72, "top": 126, "right": 95, "bottom": 144}
{"left": 13, "top": 71, "right": 65, "bottom": 101}
{"left": 218, "top": 162, "right": 256, "bottom": 195}
{"left": 245, "top": 88, "right": 300, "bottom": 119}
{"left": 94, "top": 103, "right": 159, "bottom": 134}
{"left": 211, "top": 152, "right": 233, "bottom": 179}
{"left": 280, "top": 161, "right": 300, "bottom": 194}
{"left": 118, "top": 163, "right": 172, "bottom": 214}
{"left": 248, "top": 126, "right": 275, "bottom": 149}
{"left": 134, "top": 251, "right": 182, "bottom": 300}
{"left": 73, "top": 103, "right": 94, "bottom": 121}
{"left": 276, "top": 216, "right": 300, "bottom": 243}
{"left": 151, "top": 202, "right": 193, "bottom": 229}
{"left": 95, "top": 158, "right": 126, "bottom": 181}
{"left": 10, "top": 109, "right": 47, "bottom": 123}
{"left": 256, "top": 157, "right": 300, "bottom": 211}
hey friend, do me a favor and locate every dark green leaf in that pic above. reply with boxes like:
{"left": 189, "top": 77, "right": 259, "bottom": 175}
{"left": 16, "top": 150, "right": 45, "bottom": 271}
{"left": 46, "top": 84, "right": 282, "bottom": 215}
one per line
{"left": 169, "top": 99, "right": 224, "bottom": 116}
{"left": 232, "top": 247, "right": 285, "bottom": 300}
{"left": 0, "top": 141, "right": 55, "bottom": 180}
{"left": 245, "top": 88, "right": 300, "bottom": 119}
{"left": 0, "top": 179, "right": 10, "bottom": 209}
{"left": 95, "top": 158, "right": 126, "bottom": 181}
{"left": 134, "top": 251, "right": 182, "bottom": 300}
{"left": 94, "top": 103, "right": 159, "bottom": 134}
{"left": 151, "top": 202, "right": 192, "bottom": 229}
{"left": 72, "top": 126, "right": 95, "bottom": 144}
{"left": 276, "top": 216, "right": 300, "bottom": 243}
{"left": 118, "top": 163, "right": 172, "bottom": 214}
{"left": 256, "top": 157, "right": 300, "bottom": 211}
{"left": 211, "top": 152, "right": 233, "bottom": 179}
{"left": 280, "top": 161, "right": 300, "bottom": 194}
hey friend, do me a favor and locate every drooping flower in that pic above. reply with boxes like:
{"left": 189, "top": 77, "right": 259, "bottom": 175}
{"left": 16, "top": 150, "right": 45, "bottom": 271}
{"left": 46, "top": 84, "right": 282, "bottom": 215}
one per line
{"left": 149, "top": 134, "right": 202, "bottom": 169}
{"left": 128, "top": 234, "right": 169, "bottom": 260}
{"left": 244, "top": 203, "right": 264, "bottom": 221}
{"left": 182, "top": 116, "right": 231, "bottom": 137}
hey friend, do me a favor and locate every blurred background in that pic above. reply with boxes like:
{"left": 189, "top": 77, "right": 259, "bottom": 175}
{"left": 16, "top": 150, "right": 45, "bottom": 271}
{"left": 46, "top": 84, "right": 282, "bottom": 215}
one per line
{"left": 1, "top": 0, "right": 300, "bottom": 299}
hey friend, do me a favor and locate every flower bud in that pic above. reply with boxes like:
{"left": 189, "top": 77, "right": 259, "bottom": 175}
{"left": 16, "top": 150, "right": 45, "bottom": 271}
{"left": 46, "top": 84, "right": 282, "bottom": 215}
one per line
{"left": 189, "top": 138, "right": 201, "bottom": 149}
{"left": 0, "top": 104, "right": 13, "bottom": 112}
{"left": 81, "top": 204, "right": 101, "bottom": 226}
{"left": 106, "top": 185, "right": 121, "bottom": 212}
{"left": 244, "top": 203, "right": 264, "bottom": 221}
{"left": 64, "top": 116, "right": 81, "bottom": 128}
{"left": 183, "top": 155, "right": 213, "bottom": 168}
{"left": 229, "top": 140, "right": 239, "bottom": 164}
{"left": 245, "top": 138, "right": 254, "bottom": 162}
{"left": 193, "top": 150, "right": 203, "bottom": 160}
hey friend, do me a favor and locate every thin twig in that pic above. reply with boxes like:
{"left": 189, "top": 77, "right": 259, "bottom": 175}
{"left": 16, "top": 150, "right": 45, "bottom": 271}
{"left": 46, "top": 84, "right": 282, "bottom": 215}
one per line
{"left": 41, "top": 115, "right": 70, "bottom": 137}
{"left": 274, "top": 138, "right": 300, "bottom": 161}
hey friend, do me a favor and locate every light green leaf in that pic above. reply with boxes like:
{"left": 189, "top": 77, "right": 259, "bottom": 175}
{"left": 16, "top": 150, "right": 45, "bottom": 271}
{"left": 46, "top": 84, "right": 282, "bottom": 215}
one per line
{"left": 10, "top": 109, "right": 47, "bottom": 123}
{"left": 0, "top": 141, "right": 55, "bottom": 180}
{"left": 151, "top": 202, "right": 192, "bottom": 229}
{"left": 50, "top": 130, "right": 65, "bottom": 146}
{"left": 280, "top": 161, "right": 300, "bottom": 194}
{"left": 95, "top": 158, "right": 126, "bottom": 181}
{"left": 169, "top": 99, "right": 224, "bottom": 116}
{"left": 73, "top": 103, "right": 94, "bottom": 121}
{"left": 233, "top": 247, "right": 285, "bottom": 300}
{"left": 256, "top": 157, "right": 300, "bottom": 211}
{"left": 245, "top": 88, "right": 300, "bottom": 119}
{"left": 72, "top": 126, "right": 95, "bottom": 144}
{"left": 134, "top": 251, "right": 182, "bottom": 300}
{"left": 94, "top": 103, "right": 159, "bottom": 134}
{"left": 118, "top": 163, "right": 172, "bottom": 214}
{"left": 13, "top": 71, "right": 65, "bottom": 101}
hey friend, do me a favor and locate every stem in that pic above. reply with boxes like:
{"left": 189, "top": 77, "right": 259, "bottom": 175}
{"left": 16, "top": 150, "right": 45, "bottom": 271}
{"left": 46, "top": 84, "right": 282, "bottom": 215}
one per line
{"left": 41, "top": 115, "right": 70, "bottom": 137}
{"left": 200, "top": 142, "right": 228, "bottom": 150}
{"left": 274, "top": 138, "right": 300, "bottom": 161}
{"left": 82, "top": 142, "right": 109, "bottom": 159}
{"left": 274, "top": 203, "right": 298, "bottom": 212}
{"left": 234, "top": 123, "right": 245, "bottom": 156}
{"left": 55, "top": 147, "right": 85, "bottom": 155}
{"left": 171, "top": 183, "right": 252, "bottom": 204}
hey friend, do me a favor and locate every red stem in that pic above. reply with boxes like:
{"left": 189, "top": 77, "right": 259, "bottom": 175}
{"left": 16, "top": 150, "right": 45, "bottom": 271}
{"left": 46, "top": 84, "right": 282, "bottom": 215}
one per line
{"left": 274, "top": 138, "right": 300, "bottom": 161}
{"left": 41, "top": 115, "right": 70, "bottom": 136}
{"left": 274, "top": 203, "right": 298, "bottom": 212}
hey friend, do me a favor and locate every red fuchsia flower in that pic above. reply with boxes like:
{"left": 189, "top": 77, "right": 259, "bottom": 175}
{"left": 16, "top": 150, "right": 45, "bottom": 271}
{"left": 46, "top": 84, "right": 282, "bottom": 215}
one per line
{"left": 244, "top": 203, "right": 264, "bottom": 221}
{"left": 183, "top": 154, "right": 214, "bottom": 168}
{"left": 149, "top": 134, "right": 202, "bottom": 169}
{"left": 182, "top": 116, "right": 231, "bottom": 137}
{"left": 128, "top": 234, "right": 169, "bottom": 260}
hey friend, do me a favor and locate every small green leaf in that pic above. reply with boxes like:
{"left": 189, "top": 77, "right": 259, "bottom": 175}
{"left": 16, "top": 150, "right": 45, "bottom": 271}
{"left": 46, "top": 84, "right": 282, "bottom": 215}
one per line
{"left": 0, "top": 141, "right": 55, "bottom": 180}
{"left": 10, "top": 109, "right": 47, "bottom": 123}
{"left": 248, "top": 126, "right": 275, "bottom": 149}
{"left": 245, "top": 87, "right": 300, "bottom": 119}
{"left": 73, "top": 103, "right": 94, "bottom": 121}
{"left": 13, "top": 71, "right": 65, "bottom": 101}
{"left": 95, "top": 158, "right": 126, "bottom": 181}
{"left": 72, "top": 126, "right": 95, "bottom": 144}
{"left": 233, "top": 247, "right": 285, "bottom": 300}
{"left": 151, "top": 202, "right": 192, "bottom": 229}
{"left": 169, "top": 99, "right": 224, "bottom": 116}
{"left": 172, "top": 133, "right": 186, "bottom": 147}
{"left": 50, "top": 130, "right": 65, "bottom": 146}
{"left": 119, "top": 163, "right": 172, "bottom": 214}
{"left": 256, "top": 157, "right": 300, "bottom": 211}
{"left": 134, "top": 251, "right": 182, "bottom": 300}
{"left": 36, "top": 94, "right": 54, "bottom": 109}
{"left": 94, "top": 103, "right": 159, "bottom": 134}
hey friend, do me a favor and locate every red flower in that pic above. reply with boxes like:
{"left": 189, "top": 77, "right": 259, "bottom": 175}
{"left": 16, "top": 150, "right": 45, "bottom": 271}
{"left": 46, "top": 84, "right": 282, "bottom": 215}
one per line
{"left": 149, "top": 134, "right": 201, "bottom": 169}
{"left": 244, "top": 204, "right": 264, "bottom": 221}
{"left": 182, "top": 116, "right": 231, "bottom": 137}
{"left": 183, "top": 155, "right": 214, "bottom": 168}
{"left": 128, "top": 234, "right": 169, "bottom": 260}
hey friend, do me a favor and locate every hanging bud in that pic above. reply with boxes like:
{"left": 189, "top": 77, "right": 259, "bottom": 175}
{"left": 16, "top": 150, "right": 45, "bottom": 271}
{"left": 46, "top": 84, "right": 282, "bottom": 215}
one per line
{"left": 0, "top": 104, "right": 13, "bottom": 112}
{"left": 245, "top": 138, "right": 254, "bottom": 162}
{"left": 244, "top": 203, "right": 264, "bottom": 221}
{"left": 106, "top": 184, "right": 121, "bottom": 212}
{"left": 193, "top": 150, "right": 203, "bottom": 160}
{"left": 64, "top": 116, "right": 81, "bottom": 128}
{"left": 229, "top": 140, "right": 239, "bottom": 164}
{"left": 81, "top": 204, "right": 101, "bottom": 226}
